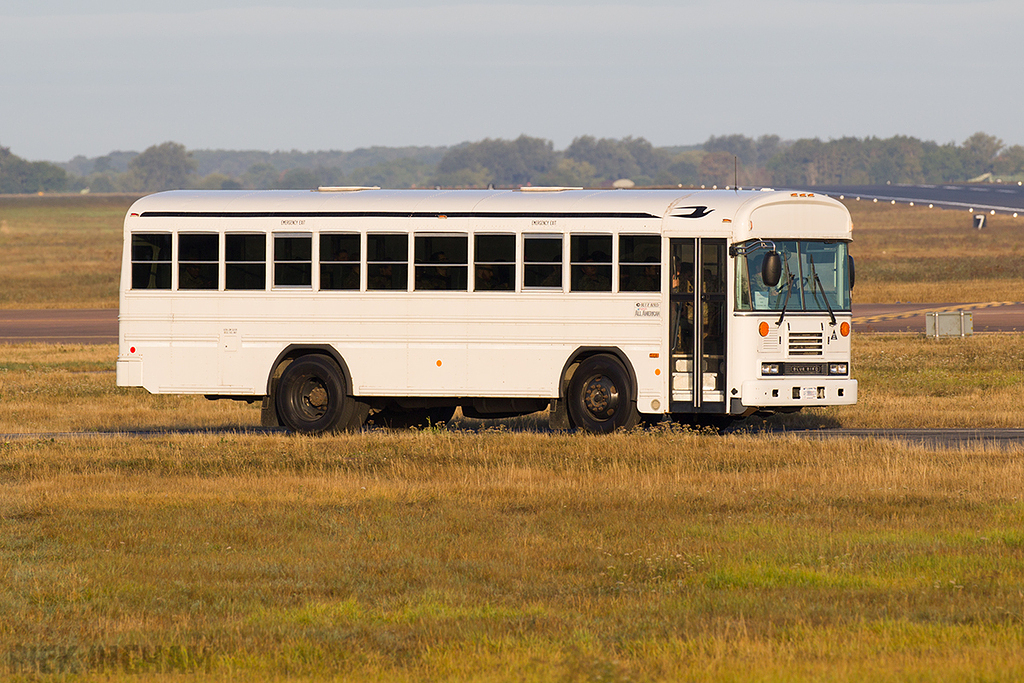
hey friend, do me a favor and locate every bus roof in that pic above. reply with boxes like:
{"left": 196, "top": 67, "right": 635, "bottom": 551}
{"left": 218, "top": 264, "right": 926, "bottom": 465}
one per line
{"left": 127, "top": 188, "right": 851, "bottom": 240}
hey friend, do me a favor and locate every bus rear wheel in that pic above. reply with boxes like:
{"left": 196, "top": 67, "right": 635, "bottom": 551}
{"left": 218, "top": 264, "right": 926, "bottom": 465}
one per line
{"left": 567, "top": 354, "right": 640, "bottom": 433}
{"left": 275, "top": 355, "right": 360, "bottom": 434}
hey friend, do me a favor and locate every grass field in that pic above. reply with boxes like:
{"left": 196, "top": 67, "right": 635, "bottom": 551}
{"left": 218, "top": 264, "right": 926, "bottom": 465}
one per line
{"left": 0, "top": 195, "right": 136, "bottom": 309}
{"left": 2, "top": 193, "right": 1024, "bottom": 308}
{"left": 2, "top": 196, "right": 1024, "bottom": 680}
{"left": 2, "top": 341, "right": 1024, "bottom": 680}
{"left": 848, "top": 201, "right": 1024, "bottom": 303}
{"left": 3, "top": 429, "right": 1023, "bottom": 681}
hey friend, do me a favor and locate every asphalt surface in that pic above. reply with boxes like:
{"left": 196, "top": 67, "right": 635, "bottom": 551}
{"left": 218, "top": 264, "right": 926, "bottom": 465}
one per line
{"left": 853, "top": 301, "right": 1024, "bottom": 333}
{"left": 0, "top": 308, "right": 118, "bottom": 344}
{"left": 782, "top": 182, "right": 1024, "bottom": 215}
{"left": 2, "top": 426, "right": 1023, "bottom": 449}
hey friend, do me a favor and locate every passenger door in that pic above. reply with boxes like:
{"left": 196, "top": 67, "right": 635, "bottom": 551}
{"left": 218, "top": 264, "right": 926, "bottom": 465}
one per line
{"left": 669, "top": 238, "right": 727, "bottom": 412}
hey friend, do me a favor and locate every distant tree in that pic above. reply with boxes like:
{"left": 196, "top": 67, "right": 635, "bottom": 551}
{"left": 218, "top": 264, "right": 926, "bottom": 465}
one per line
{"left": 755, "top": 135, "right": 782, "bottom": 167}
{"left": 658, "top": 153, "right": 700, "bottom": 186}
{"left": 129, "top": 142, "right": 196, "bottom": 191}
{"left": 959, "top": 132, "right": 1003, "bottom": 179}
{"left": 622, "top": 137, "right": 672, "bottom": 179}
{"left": 534, "top": 158, "right": 597, "bottom": 187}
{"left": 704, "top": 135, "right": 756, "bottom": 167}
{"left": 347, "top": 158, "right": 434, "bottom": 188}
{"left": 0, "top": 145, "right": 67, "bottom": 193}
{"left": 83, "top": 173, "right": 118, "bottom": 193}
{"left": 194, "top": 173, "right": 242, "bottom": 190}
{"left": 564, "top": 136, "right": 640, "bottom": 182}
{"left": 434, "top": 164, "right": 494, "bottom": 188}
{"left": 434, "top": 135, "right": 555, "bottom": 187}
{"left": 278, "top": 168, "right": 320, "bottom": 189}
{"left": 699, "top": 151, "right": 737, "bottom": 186}
{"left": 868, "top": 136, "right": 924, "bottom": 184}
{"left": 242, "top": 162, "right": 280, "bottom": 189}
{"left": 920, "top": 142, "right": 965, "bottom": 183}
{"left": 994, "top": 145, "right": 1024, "bottom": 177}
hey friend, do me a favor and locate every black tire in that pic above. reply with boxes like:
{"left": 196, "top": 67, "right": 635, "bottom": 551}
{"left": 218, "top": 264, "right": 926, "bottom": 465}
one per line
{"left": 275, "top": 355, "right": 356, "bottom": 434}
{"left": 566, "top": 354, "right": 640, "bottom": 433}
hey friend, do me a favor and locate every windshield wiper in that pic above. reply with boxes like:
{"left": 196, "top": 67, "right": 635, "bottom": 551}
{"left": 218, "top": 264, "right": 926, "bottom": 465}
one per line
{"left": 776, "top": 273, "right": 796, "bottom": 326}
{"left": 807, "top": 254, "right": 836, "bottom": 327}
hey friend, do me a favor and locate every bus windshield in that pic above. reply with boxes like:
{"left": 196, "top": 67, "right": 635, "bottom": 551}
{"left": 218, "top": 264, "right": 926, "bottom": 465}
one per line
{"left": 735, "top": 240, "right": 851, "bottom": 312}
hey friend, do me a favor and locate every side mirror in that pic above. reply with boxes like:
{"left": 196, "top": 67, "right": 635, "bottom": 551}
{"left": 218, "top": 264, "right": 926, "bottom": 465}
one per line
{"left": 761, "top": 251, "right": 782, "bottom": 287}
{"left": 848, "top": 255, "right": 856, "bottom": 290}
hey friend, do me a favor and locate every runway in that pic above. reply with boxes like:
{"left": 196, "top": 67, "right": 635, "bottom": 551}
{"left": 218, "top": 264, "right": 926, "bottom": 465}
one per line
{"left": 852, "top": 301, "right": 1024, "bottom": 333}
{"left": 0, "top": 308, "right": 118, "bottom": 344}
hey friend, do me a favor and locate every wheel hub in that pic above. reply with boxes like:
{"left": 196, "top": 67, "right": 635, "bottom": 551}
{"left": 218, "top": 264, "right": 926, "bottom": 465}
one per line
{"left": 299, "top": 378, "right": 329, "bottom": 418}
{"left": 582, "top": 374, "right": 618, "bottom": 419}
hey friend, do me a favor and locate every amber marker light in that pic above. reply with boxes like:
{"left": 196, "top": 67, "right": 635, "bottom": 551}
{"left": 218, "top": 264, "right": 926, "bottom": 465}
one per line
{"left": 840, "top": 322, "right": 851, "bottom": 337}
{"left": 758, "top": 321, "right": 770, "bottom": 337}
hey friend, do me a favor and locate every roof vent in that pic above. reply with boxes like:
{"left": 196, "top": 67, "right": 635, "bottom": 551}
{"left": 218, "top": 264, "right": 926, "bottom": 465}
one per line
{"left": 518, "top": 186, "right": 583, "bottom": 192}
{"left": 316, "top": 186, "right": 381, "bottom": 192}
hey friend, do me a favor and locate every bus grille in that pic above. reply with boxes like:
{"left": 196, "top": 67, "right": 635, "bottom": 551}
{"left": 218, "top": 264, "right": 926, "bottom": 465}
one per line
{"left": 789, "top": 331, "right": 823, "bottom": 356}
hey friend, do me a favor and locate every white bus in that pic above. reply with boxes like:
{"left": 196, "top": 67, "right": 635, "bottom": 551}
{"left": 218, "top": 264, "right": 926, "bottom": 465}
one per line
{"left": 116, "top": 187, "right": 857, "bottom": 434}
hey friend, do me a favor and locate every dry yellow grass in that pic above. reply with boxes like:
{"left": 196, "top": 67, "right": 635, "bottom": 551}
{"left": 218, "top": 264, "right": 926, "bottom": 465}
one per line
{"left": 0, "top": 194, "right": 133, "bottom": 309}
{"left": 2, "top": 430, "right": 1023, "bottom": 681}
{"left": 847, "top": 201, "right": 1024, "bottom": 303}
{"left": 757, "top": 332, "right": 1024, "bottom": 430}
{"left": 3, "top": 342, "right": 1024, "bottom": 680}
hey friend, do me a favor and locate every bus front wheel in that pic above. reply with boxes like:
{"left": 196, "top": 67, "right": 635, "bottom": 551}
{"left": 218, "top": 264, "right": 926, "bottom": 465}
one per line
{"left": 275, "top": 355, "right": 360, "bottom": 434}
{"left": 567, "top": 354, "right": 640, "bottom": 433}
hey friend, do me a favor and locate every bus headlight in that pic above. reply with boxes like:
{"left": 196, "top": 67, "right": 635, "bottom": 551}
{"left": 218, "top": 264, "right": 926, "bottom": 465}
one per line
{"left": 761, "top": 362, "right": 780, "bottom": 375}
{"left": 828, "top": 363, "right": 848, "bottom": 375}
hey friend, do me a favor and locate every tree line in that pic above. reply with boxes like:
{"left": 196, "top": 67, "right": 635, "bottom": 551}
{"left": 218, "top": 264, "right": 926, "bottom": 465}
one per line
{"left": 2, "top": 132, "right": 1022, "bottom": 194}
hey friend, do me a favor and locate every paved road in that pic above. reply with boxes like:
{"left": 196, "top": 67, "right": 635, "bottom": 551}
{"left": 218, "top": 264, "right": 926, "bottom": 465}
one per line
{"left": 853, "top": 301, "right": 1024, "bottom": 333}
{"left": 2, "top": 303, "right": 1024, "bottom": 343}
{"left": 0, "top": 309, "right": 118, "bottom": 344}
{"left": 782, "top": 183, "right": 1024, "bottom": 215}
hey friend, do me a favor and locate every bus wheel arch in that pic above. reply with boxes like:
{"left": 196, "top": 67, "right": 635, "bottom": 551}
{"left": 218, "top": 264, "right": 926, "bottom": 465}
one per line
{"left": 561, "top": 348, "right": 640, "bottom": 433}
{"left": 266, "top": 347, "right": 367, "bottom": 434}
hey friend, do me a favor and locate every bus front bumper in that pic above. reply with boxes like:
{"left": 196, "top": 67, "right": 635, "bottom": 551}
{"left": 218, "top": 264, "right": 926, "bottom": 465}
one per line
{"left": 740, "top": 378, "right": 857, "bottom": 407}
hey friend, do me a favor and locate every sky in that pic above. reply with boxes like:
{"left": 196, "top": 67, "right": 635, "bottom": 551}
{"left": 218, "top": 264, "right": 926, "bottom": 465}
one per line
{"left": 2, "top": 0, "right": 1022, "bottom": 162}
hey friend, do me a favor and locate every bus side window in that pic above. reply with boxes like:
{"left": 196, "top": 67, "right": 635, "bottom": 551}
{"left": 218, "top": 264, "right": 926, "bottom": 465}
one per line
{"left": 178, "top": 233, "right": 219, "bottom": 290}
{"left": 274, "top": 234, "right": 312, "bottom": 288}
{"left": 523, "top": 235, "right": 562, "bottom": 289}
{"left": 618, "top": 235, "right": 661, "bottom": 292}
{"left": 474, "top": 234, "right": 514, "bottom": 291}
{"left": 131, "top": 233, "right": 172, "bottom": 290}
{"left": 415, "top": 234, "right": 468, "bottom": 291}
{"left": 320, "top": 233, "right": 360, "bottom": 290}
{"left": 225, "top": 234, "right": 267, "bottom": 290}
{"left": 570, "top": 235, "right": 612, "bottom": 292}
{"left": 367, "top": 234, "right": 409, "bottom": 290}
